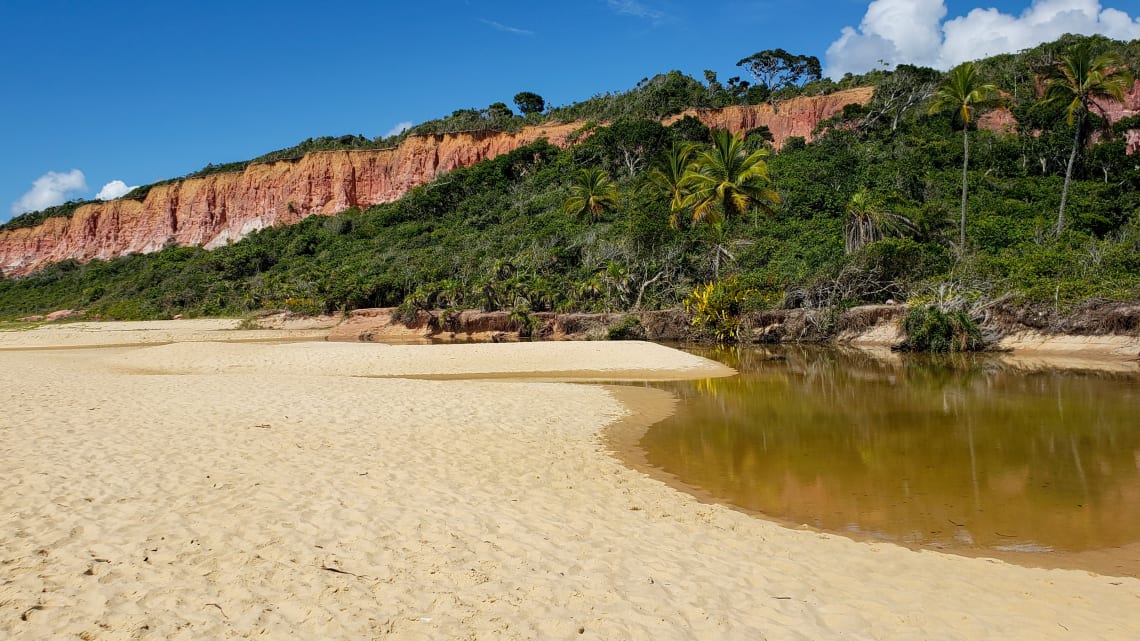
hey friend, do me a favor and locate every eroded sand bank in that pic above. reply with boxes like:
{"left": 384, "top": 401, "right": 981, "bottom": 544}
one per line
{"left": 2, "top": 325, "right": 1138, "bottom": 640}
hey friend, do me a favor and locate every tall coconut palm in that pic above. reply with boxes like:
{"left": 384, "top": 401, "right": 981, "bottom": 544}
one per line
{"left": 562, "top": 168, "right": 619, "bottom": 222}
{"left": 679, "top": 129, "right": 780, "bottom": 226}
{"left": 650, "top": 141, "right": 698, "bottom": 228}
{"left": 1040, "top": 43, "right": 1133, "bottom": 234}
{"left": 928, "top": 62, "right": 1000, "bottom": 255}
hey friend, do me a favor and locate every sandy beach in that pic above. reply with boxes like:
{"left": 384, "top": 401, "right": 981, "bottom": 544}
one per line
{"left": 2, "top": 321, "right": 1139, "bottom": 640}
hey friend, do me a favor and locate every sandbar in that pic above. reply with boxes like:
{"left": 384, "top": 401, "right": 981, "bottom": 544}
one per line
{"left": 1, "top": 322, "right": 1138, "bottom": 640}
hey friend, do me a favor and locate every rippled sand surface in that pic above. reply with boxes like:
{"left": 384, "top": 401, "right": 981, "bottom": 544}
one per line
{"left": 1, "top": 323, "right": 1138, "bottom": 640}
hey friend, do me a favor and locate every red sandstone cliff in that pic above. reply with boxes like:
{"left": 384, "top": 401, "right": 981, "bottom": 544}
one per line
{"left": 0, "top": 124, "right": 582, "bottom": 277}
{"left": 1087, "top": 79, "right": 1140, "bottom": 153}
{"left": 0, "top": 88, "right": 872, "bottom": 277}
{"left": 978, "top": 79, "right": 1140, "bottom": 152}
{"left": 665, "top": 87, "right": 875, "bottom": 149}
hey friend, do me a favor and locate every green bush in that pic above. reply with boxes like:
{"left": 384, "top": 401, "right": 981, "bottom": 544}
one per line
{"left": 283, "top": 297, "right": 324, "bottom": 316}
{"left": 606, "top": 314, "right": 645, "bottom": 340}
{"left": 508, "top": 308, "right": 542, "bottom": 337}
{"left": 898, "top": 306, "right": 983, "bottom": 352}
{"left": 684, "top": 277, "right": 753, "bottom": 343}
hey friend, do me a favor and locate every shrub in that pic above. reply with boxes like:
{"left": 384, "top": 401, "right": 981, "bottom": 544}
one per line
{"left": 898, "top": 305, "right": 983, "bottom": 352}
{"left": 606, "top": 314, "right": 645, "bottom": 340}
{"left": 392, "top": 300, "right": 420, "bottom": 324}
{"left": 684, "top": 277, "right": 752, "bottom": 343}
{"left": 508, "top": 308, "right": 541, "bottom": 337}
{"left": 283, "top": 297, "right": 324, "bottom": 316}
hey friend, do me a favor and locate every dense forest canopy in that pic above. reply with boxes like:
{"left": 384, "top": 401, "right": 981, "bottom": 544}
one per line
{"left": 1, "top": 35, "right": 1138, "bottom": 338}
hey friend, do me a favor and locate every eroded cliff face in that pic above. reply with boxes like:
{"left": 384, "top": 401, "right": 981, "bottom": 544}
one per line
{"left": 1099, "top": 79, "right": 1140, "bottom": 154}
{"left": 0, "top": 91, "right": 872, "bottom": 277}
{"left": 0, "top": 123, "right": 585, "bottom": 276}
{"left": 978, "top": 79, "right": 1140, "bottom": 152}
{"left": 665, "top": 87, "right": 875, "bottom": 149}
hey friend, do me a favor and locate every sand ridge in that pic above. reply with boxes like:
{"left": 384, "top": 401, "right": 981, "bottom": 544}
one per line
{"left": 96, "top": 340, "right": 737, "bottom": 380}
{"left": 1, "top": 324, "right": 1139, "bottom": 640}
{"left": 0, "top": 318, "right": 333, "bottom": 349}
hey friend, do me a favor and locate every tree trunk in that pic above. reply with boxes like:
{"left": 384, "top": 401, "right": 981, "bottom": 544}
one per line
{"left": 1058, "top": 114, "right": 1083, "bottom": 235}
{"left": 959, "top": 127, "right": 969, "bottom": 255}
{"left": 633, "top": 270, "right": 665, "bottom": 311}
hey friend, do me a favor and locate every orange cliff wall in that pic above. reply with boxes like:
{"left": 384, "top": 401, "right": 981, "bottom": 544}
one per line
{"left": 0, "top": 88, "right": 872, "bottom": 277}
{"left": 0, "top": 124, "right": 582, "bottom": 277}
{"left": 978, "top": 79, "right": 1140, "bottom": 152}
{"left": 667, "top": 87, "right": 875, "bottom": 149}
{"left": 1092, "top": 79, "right": 1140, "bottom": 154}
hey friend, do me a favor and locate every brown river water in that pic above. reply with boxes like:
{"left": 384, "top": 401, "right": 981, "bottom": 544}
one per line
{"left": 634, "top": 345, "right": 1140, "bottom": 576}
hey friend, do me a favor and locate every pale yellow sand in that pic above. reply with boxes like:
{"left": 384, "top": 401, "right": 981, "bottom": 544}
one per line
{"left": 2, "top": 327, "right": 1139, "bottom": 640}
{"left": 996, "top": 330, "right": 1140, "bottom": 362}
{"left": 0, "top": 318, "right": 332, "bottom": 349}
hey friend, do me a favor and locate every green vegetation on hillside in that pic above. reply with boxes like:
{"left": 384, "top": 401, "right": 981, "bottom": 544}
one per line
{"left": 1, "top": 199, "right": 98, "bottom": 231}
{"left": 1, "top": 36, "right": 1138, "bottom": 341}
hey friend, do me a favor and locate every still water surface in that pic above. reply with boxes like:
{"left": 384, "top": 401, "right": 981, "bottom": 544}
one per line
{"left": 640, "top": 346, "right": 1140, "bottom": 557}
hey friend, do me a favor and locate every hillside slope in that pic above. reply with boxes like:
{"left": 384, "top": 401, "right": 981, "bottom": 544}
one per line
{"left": 0, "top": 88, "right": 872, "bottom": 277}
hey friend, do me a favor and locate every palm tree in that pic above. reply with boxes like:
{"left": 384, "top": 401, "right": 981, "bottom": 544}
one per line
{"left": 562, "top": 168, "right": 619, "bottom": 222}
{"left": 928, "top": 62, "right": 1000, "bottom": 255}
{"left": 1039, "top": 43, "right": 1133, "bottom": 234}
{"left": 844, "top": 188, "right": 914, "bottom": 254}
{"left": 650, "top": 141, "right": 698, "bottom": 228}
{"left": 679, "top": 129, "right": 780, "bottom": 226}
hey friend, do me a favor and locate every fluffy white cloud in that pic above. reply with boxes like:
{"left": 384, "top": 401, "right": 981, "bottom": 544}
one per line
{"left": 10, "top": 169, "right": 88, "bottom": 215}
{"left": 96, "top": 180, "right": 139, "bottom": 201}
{"left": 826, "top": 0, "right": 1140, "bottom": 78}
{"left": 384, "top": 121, "right": 413, "bottom": 138}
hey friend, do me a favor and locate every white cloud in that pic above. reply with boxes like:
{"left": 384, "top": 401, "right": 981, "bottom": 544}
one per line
{"left": 384, "top": 121, "right": 413, "bottom": 138}
{"left": 96, "top": 180, "right": 138, "bottom": 201}
{"left": 606, "top": 0, "right": 666, "bottom": 21}
{"left": 10, "top": 169, "right": 88, "bottom": 215}
{"left": 826, "top": 0, "right": 1140, "bottom": 79}
{"left": 479, "top": 19, "right": 534, "bottom": 36}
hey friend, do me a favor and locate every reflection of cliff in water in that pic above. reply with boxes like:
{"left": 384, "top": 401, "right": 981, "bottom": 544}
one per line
{"left": 643, "top": 346, "right": 1140, "bottom": 554}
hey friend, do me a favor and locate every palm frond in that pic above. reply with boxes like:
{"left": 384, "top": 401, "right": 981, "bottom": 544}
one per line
{"left": 677, "top": 129, "right": 778, "bottom": 225}
{"left": 562, "top": 168, "right": 619, "bottom": 222}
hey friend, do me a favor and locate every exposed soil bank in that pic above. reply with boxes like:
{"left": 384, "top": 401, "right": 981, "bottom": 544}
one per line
{"left": 317, "top": 301, "right": 1140, "bottom": 362}
{"left": 11, "top": 299, "right": 1137, "bottom": 360}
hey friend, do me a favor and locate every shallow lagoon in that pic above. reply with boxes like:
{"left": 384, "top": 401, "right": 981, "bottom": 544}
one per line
{"left": 640, "top": 346, "right": 1140, "bottom": 567}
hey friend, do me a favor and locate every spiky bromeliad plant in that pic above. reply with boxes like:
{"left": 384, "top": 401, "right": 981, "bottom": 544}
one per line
{"left": 684, "top": 276, "right": 753, "bottom": 343}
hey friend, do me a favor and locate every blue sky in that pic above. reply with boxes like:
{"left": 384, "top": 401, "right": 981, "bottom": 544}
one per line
{"left": 2, "top": 0, "right": 1138, "bottom": 221}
